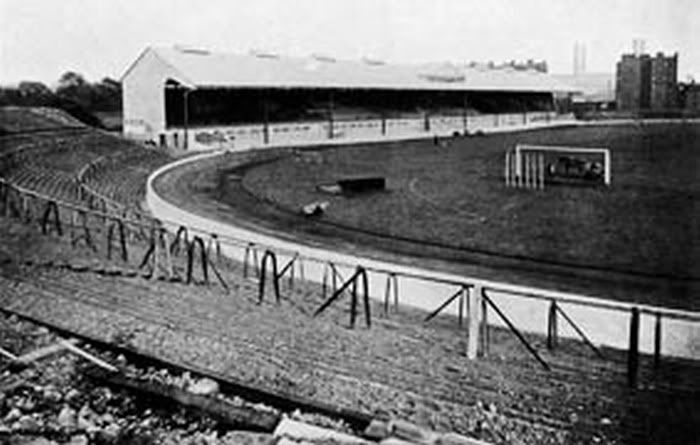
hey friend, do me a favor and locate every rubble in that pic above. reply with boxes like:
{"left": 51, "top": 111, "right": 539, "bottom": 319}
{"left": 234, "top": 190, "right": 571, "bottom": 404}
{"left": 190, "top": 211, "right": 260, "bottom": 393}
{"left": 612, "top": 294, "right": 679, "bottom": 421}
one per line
{"left": 0, "top": 313, "right": 282, "bottom": 445}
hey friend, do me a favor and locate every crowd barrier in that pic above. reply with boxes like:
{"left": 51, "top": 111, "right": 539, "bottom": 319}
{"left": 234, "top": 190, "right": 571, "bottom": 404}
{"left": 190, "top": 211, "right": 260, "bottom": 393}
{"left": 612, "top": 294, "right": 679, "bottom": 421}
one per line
{"left": 161, "top": 111, "right": 570, "bottom": 151}
{"left": 2, "top": 118, "right": 698, "bottom": 391}
{"left": 145, "top": 147, "right": 700, "bottom": 388}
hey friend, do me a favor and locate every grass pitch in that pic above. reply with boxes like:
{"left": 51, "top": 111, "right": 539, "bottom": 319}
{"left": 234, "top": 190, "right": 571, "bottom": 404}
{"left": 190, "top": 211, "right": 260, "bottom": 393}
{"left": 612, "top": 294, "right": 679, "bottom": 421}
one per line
{"left": 237, "top": 123, "right": 699, "bottom": 309}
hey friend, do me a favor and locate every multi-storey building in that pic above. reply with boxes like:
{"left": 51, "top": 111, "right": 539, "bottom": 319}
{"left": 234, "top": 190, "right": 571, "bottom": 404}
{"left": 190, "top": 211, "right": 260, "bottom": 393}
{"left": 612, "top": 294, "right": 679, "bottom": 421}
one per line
{"left": 616, "top": 54, "right": 651, "bottom": 110}
{"left": 615, "top": 51, "right": 677, "bottom": 111}
{"left": 650, "top": 52, "right": 678, "bottom": 109}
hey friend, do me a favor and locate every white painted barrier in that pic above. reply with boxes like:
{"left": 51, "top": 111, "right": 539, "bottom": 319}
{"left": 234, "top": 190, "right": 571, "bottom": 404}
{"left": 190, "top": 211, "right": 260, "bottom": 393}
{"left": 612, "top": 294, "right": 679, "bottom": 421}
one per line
{"left": 169, "top": 112, "right": 569, "bottom": 151}
{"left": 146, "top": 133, "right": 700, "bottom": 361}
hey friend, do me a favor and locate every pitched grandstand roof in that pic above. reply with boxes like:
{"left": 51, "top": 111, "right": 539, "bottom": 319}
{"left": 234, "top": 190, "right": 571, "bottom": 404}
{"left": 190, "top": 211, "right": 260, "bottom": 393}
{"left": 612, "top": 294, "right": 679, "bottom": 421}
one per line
{"left": 124, "top": 46, "right": 576, "bottom": 93}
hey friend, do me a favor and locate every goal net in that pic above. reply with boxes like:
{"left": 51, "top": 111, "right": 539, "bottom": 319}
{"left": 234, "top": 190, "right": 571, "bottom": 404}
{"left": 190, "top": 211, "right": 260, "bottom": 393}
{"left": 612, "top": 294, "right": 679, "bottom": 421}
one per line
{"left": 505, "top": 144, "right": 611, "bottom": 189}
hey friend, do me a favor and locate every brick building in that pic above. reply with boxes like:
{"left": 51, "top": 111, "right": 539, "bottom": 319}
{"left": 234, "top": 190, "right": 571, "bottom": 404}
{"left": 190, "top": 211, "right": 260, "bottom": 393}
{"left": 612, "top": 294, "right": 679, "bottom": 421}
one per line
{"left": 615, "top": 52, "right": 677, "bottom": 111}
{"left": 679, "top": 82, "right": 700, "bottom": 112}
{"left": 650, "top": 53, "right": 678, "bottom": 109}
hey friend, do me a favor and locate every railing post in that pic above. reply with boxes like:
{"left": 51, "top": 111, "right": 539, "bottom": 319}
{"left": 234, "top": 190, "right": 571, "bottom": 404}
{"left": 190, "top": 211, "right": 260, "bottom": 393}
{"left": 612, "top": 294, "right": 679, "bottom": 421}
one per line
{"left": 481, "top": 295, "right": 489, "bottom": 357}
{"left": 207, "top": 234, "right": 221, "bottom": 264}
{"left": 384, "top": 273, "right": 398, "bottom": 316}
{"left": 170, "top": 226, "right": 189, "bottom": 257}
{"left": 288, "top": 256, "right": 295, "bottom": 289}
{"left": 106, "top": 218, "right": 128, "bottom": 262}
{"left": 628, "top": 307, "right": 640, "bottom": 388}
{"left": 654, "top": 312, "right": 662, "bottom": 372}
{"left": 505, "top": 151, "right": 511, "bottom": 187}
{"left": 161, "top": 229, "right": 174, "bottom": 280}
{"left": 243, "top": 243, "right": 259, "bottom": 279}
{"left": 296, "top": 256, "right": 305, "bottom": 283}
{"left": 21, "top": 194, "right": 30, "bottom": 222}
{"left": 322, "top": 262, "right": 339, "bottom": 301}
{"left": 350, "top": 276, "right": 358, "bottom": 328}
{"left": 466, "top": 284, "right": 482, "bottom": 359}
{"left": 2, "top": 182, "right": 10, "bottom": 217}
{"left": 258, "top": 250, "right": 280, "bottom": 304}
{"left": 41, "top": 201, "right": 63, "bottom": 236}
{"left": 187, "top": 236, "right": 209, "bottom": 285}
{"left": 70, "top": 210, "right": 78, "bottom": 245}
{"left": 547, "top": 300, "right": 558, "bottom": 350}
{"left": 151, "top": 228, "right": 160, "bottom": 281}
{"left": 360, "top": 268, "right": 371, "bottom": 328}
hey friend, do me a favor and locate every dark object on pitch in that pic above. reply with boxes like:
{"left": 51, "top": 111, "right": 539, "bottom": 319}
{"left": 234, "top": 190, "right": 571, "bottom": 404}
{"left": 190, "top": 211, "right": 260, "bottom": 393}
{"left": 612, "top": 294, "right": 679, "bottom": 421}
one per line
{"left": 301, "top": 201, "right": 329, "bottom": 216}
{"left": 336, "top": 177, "right": 386, "bottom": 194}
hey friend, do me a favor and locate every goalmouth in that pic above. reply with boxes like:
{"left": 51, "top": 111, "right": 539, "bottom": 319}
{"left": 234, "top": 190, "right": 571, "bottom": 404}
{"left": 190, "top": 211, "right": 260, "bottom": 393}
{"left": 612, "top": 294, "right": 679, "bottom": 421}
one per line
{"left": 505, "top": 144, "right": 611, "bottom": 189}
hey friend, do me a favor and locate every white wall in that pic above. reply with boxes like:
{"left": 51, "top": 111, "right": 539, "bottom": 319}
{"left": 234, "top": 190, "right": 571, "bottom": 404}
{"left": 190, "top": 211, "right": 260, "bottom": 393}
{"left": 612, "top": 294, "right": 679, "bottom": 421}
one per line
{"left": 176, "top": 111, "right": 566, "bottom": 151}
{"left": 122, "top": 49, "right": 177, "bottom": 141}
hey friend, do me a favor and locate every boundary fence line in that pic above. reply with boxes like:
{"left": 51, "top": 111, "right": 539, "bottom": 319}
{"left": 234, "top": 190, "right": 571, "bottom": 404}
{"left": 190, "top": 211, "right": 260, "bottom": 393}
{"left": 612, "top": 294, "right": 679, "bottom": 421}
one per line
{"left": 145, "top": 146, "right": 700, "bottom": 385}
{"left": 1, "top": 120, "right": 699, "bottom": 389}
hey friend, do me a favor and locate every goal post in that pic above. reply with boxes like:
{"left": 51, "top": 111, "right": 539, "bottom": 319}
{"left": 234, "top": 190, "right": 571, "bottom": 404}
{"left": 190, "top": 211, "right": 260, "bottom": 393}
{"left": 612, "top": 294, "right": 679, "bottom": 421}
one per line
{"left": 512, "top": 144, "right": 611, "bottom": 186}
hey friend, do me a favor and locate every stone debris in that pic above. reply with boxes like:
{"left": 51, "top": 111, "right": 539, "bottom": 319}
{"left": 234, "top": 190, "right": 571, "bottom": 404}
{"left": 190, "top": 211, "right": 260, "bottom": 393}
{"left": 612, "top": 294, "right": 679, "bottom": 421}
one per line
{"left": 387, "top": 419, "right": 440, "bottom": 445}
{"left": 438, "top": 432, "right": 492, "bottom": 445}
{"left": 56, "top": 404, "right": 77, "bottom": 429}
{"left": 363, "top": 418, "right": 391, "bottom": 440}
{"left": 188, "top": 377, "right": 220, "bottom": 396}
{"left": 274, "top": 417, "right": 371, "bottom": 444}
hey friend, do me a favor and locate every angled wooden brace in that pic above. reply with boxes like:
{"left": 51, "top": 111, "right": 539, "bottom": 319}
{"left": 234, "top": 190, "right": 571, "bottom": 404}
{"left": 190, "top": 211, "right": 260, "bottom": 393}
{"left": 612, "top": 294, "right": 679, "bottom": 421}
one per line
{"left": 258, "top": 250, "right": 280, "bottom": 304}
{"left": 41, "top": 201, "right": 63, "bottom": 237}
{"left": 71, "top": 209, "right": 96, "bottom": 251}
{"left": 106, "top": 218, "right": 129, "bottom": 262}
{"left": 186, "top": 235, "right": 209, "bottom": 285}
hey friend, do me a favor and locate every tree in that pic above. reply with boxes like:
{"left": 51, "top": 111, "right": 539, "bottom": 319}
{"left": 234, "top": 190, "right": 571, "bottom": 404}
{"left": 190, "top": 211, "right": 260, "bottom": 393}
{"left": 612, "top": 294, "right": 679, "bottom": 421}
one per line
{"left": 56, "top": 71, "right": 93, "bottom": 111}
{"left": 57, "top": 71, "right": 88, "bottom": 90}
{"left": 1, "top": 71, "right": 120, "bottom": 128}
{"left": 91, "top": 77, "right": 122, "bottom": 111}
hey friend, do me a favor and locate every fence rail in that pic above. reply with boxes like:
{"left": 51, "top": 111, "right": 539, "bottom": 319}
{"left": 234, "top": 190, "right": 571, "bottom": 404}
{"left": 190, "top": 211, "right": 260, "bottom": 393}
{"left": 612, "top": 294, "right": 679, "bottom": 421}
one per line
{"left": 2, "top": 123, "right": 700, "bottom": 390}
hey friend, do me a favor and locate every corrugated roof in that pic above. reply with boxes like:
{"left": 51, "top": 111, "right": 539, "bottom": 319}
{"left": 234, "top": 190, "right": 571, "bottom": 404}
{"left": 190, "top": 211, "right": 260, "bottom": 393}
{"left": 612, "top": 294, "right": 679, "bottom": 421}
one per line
{"left": 142, "top": 46, "right": 576, "bottom": 93}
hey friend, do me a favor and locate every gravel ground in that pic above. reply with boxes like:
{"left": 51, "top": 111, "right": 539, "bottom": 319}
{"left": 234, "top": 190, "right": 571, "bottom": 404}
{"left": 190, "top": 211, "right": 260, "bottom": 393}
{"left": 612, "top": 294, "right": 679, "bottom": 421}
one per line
{"left": 2, "top": 217, "right": 699, "bottom": 444}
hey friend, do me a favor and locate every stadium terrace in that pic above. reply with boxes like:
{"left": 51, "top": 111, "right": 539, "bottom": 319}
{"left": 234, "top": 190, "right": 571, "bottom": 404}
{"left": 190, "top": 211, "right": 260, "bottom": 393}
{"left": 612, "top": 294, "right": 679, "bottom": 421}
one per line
{"left": 122, "top": 46, "right": 578, "bottom": 150}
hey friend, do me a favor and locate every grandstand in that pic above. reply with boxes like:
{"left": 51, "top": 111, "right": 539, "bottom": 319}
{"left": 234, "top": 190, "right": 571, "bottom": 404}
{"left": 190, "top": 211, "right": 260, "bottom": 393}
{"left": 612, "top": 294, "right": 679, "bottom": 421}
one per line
{"left": 122, "top": 47, "right": 576, "bottom": 150}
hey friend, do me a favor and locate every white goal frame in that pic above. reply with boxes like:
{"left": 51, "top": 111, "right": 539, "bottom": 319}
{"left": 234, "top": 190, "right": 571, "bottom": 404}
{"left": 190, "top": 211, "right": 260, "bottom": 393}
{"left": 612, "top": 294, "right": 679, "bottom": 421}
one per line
{"left": 515, "top": 144, "right": 611, "bottom": 186}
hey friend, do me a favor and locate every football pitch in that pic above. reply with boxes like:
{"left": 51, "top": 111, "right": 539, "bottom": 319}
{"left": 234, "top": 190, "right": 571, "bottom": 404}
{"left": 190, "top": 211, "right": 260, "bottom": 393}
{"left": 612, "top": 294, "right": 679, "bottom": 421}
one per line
{"left": 204, "top": 123, "right": 700, "bottom": 310}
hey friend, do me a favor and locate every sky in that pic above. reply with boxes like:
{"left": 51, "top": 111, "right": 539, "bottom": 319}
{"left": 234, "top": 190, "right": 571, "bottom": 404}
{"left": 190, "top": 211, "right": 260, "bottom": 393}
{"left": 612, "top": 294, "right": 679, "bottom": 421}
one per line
{"left": 1, "top": 0, "right": 698, "bottom": 85}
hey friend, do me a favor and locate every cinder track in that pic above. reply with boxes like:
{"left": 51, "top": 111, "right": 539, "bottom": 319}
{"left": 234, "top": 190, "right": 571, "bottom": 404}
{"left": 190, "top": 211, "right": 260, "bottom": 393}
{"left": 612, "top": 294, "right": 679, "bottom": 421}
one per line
{"left": 3, "top": 259, "right": 697, "bottom": 444}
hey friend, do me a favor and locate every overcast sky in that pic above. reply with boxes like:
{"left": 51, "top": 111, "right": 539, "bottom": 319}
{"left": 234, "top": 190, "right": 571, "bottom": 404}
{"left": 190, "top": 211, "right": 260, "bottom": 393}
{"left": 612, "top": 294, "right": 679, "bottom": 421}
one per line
{"left": 1, "top": 0, "right": 698, "bottom": 85}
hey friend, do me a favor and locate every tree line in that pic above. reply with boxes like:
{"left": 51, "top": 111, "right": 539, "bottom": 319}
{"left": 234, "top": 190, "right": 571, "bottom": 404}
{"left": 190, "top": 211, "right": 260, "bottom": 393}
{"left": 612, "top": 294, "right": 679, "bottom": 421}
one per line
{"left": 0, "top": 72, "right": 121, "bottom": 128}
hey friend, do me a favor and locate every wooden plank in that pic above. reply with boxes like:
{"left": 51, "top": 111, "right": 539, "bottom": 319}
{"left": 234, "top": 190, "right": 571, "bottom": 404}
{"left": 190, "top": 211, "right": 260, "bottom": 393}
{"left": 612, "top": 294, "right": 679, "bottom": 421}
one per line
{"left": 86, "top": 368, "right": 280, "bottom": 432}
{"left": 60, "top": 340, "right": 118, "bottom": 372}
{"left": 0, "top": 346, "right": 18, "bottom": 361}
{"left": 274, "top": 417, "right": 370, "bottom": 444}
{"left": 15, "top": 341, "right": 68, "bottom": 364}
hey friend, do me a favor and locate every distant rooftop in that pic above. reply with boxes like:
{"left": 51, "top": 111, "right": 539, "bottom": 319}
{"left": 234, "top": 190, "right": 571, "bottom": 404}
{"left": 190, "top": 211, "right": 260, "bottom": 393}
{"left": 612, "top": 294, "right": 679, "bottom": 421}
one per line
{"left": 552, "top": 73, "right": 615, "bottom": 103}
